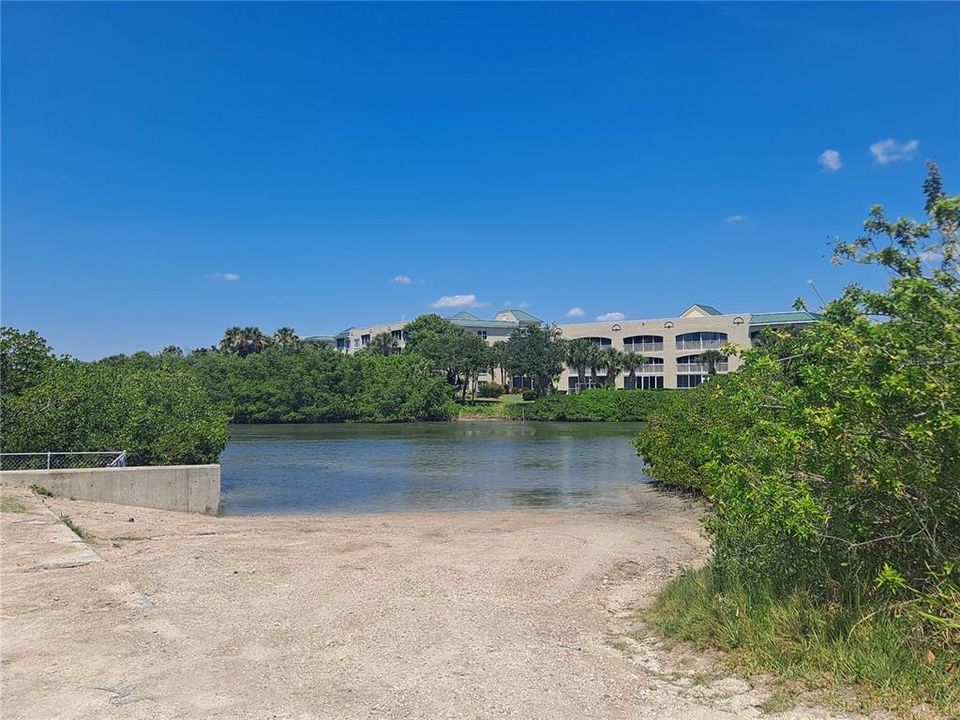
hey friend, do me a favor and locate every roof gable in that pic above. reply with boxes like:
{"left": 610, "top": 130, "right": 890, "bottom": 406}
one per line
{"left": 504, "top": 308, "right": 544, "bottom": 324}
{"left": 680, "top": 304, "right": 723, "bottom": 318}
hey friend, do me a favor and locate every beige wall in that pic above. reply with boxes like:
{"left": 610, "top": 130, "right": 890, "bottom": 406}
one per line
{"left": 335, "top": 310, "right": 758, "bottom": 391}
{"left": 338, "top": 321, "right": 515, "bottom": 354}
{"left": 0, "top": 465, "right": 221, "bottom": 514}
{"left": 555, "top": 313, "right": 752, "bottom": 389}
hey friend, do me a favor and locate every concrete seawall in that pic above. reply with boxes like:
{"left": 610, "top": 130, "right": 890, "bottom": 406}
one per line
{"left": 0, "top": 464, "right": 220, "bottom": 514}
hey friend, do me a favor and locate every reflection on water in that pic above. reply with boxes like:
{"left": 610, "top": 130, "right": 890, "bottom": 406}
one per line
{"left": 220, "top": 421, "right": 650, "bottom": 515}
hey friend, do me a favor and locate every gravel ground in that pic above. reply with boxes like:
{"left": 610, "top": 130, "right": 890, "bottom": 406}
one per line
{"left": 1, "top": 485, "right": 869, "bottom": 720}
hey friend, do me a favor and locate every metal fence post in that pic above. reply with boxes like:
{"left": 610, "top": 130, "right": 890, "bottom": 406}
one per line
{"left": 47, "top": 452, "right": 51, "bottom": 470}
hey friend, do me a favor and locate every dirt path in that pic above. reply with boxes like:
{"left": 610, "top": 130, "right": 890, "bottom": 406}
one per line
{"left": 1, "top": 486, "right": 864, "bottom": 719}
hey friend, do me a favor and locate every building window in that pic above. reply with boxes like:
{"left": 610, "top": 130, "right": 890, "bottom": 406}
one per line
{"left": 624, "top": 375, "right": 665, "bottom": 390}
{"left": 677, "top": 374, "right": 705, "bottom": 388}
{"left": 583, "top": 336, "right": 612, "bottom": 346}
{"left": 623, "top": 335, "right": 664, "bottom": 352}
{"left": 477, "top": 330, "right": 487, "bottom": 339}
{"left": 642, "top": 376, "right": 664, "bottom": 390}
{"left": 360, "top": 334, "right": 371, "bottom": 346}
{"left": 676, "top": 331, "right": 728, "bottom": 351}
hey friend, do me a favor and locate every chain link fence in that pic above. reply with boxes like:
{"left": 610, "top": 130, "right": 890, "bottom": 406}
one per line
{"left": 0, "top": 452, "right": 127, "bottom": 471}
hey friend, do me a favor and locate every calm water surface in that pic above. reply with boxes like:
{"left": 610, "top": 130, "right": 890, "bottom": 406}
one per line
{"left": 220, "top": 421, "right": 651, "bottom": 515}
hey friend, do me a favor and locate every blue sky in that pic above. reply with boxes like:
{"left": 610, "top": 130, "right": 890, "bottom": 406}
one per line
{"left": 2, "top": 2, "right": 958, "bottom": 359}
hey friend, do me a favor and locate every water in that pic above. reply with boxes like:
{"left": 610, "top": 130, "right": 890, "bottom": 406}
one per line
{"left": 220, "top": 421, "right": 650, "bottom": 515}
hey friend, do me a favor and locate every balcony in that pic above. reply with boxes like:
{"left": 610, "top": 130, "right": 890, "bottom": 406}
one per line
{"left": 675, "top": 339, "right": 725, "bottom": 351}
{"left": 624, "top": 342, "right": 663, "bottom": 352}
{"left": 676, "top": 362, "right": 729, "bottom": 374}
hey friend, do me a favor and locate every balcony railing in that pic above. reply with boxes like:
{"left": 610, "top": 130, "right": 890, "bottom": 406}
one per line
{"left": 675, "top": 339, "right": 725, "bottom": 351}
{"left": 638, "top": 365, "right": 664, "bottom": 375}
{"left": 624, "top": 342, "right": 663, "bottom": 352}
{"left": 677, "top": 362, "right": 729, "bottom": 374}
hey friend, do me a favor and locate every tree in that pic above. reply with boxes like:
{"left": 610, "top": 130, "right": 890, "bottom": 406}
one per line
{"left": 219, "top": 326, "right": 269, "bottom": 357}
{"left": 272, "top": 327, "right": 300, "bottom": 350}
{"left": 587, "top": 344, "right": 605, "bottom": 388}
{"left": 160, "top": 345, "right": 184, "bottom": 358}
{"left": 369, "top": 331, "right": 399, "bottom": 356}
{"left": 566, "top": 339, "right": 593, "bottom": 392}
{"left": 487, "top": 342, "right": 508, "bottom": 385}
{"left": 600, "top": 348, "right": 623, "bottom": 388}
{"left": 621, "top": 352, "right": 646, "bottom": 388}
{"left": 403, "top": 314, "right": 486, "bottom": 397}
{"left": 0, "top": 327, "right": 54, "bottom": 397}
{"left": 502, "top": 325, "right": 565, "bottom": 396}
{"left": 700, "top": 349, "right": 727, "bottom": 375}
{"left": 637, "top": 162, "right": 960, "bottom": 638}
{"left": 403, "top": 314, "right": 462, "bottom": 381}
{"left": 2, "top": 358, "right": 230, "bottom": 465}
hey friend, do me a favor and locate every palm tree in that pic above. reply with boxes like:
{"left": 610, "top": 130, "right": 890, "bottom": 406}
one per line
{"left": 566, "top": 339, "right": 593, "bottom": 392}
{"left": 219, "top": 326, "right": 268, "bottom": 356}
{"left": 218, "top": 326, "right": 245, "bottom": 354}
{"left": 701, "top": 349, "right": 728, "bottom": 375}
{"left": 488, "top": 342, "right": 507, "bottom": 385}
{"left": 369, "top": 331, "right": 399, "bottom": 356}
{"left": 239, "top": 327, "right": 269, "bottom": 356}
{"left": 272, "top": 326, "right": 300, "bottom": 350}
{"left": 587, "top": 344, "right": 605, "bottom": 389}
{"left": 621, "top": 352, "right": 646, "bottom": 389}
{"left": 600, "top": 348, "right": 623, "bottom": 388}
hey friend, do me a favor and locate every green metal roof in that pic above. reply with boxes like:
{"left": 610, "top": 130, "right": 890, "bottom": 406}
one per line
{"left": 449, "top": 318, "right": 520, "bottom": 330}
{"left": 693, "top": 304, "right": 723, "bottom": 316}
{"left": 303, "top": 335, "right": 336, "bottom": 344}
{"left": 749, "top": 311, "right": 821, "bottom": 325}
{"left": 505, "top": 308, "right": 544, "bottom": 324}
{"left": 449, "top": 311, "right": 482, "bottom": 321}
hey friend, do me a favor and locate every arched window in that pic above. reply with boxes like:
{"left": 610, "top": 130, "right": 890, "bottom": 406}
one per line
{"left": 582, "top": 336, "right": 612, "bottom": 346}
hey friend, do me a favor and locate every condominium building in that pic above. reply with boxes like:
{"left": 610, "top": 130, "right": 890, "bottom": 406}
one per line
{"left": 305, "top": 304, "right": 818, "bottom": 390}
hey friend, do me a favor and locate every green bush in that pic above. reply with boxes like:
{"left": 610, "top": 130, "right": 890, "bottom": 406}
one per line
{"left": 637, "top": 164, "right": 960, "bottom": 668}
{"left": 2, "top": 360, "right": 230, "bottom": 465}
{"left": 521, "top": 389, "right": 539, "bottom": 401}
{"left": 513, "top": 389, "right": 676, "bottom": 421}
{"left": 179, "top": 344, "right": 454, "bottom": 423}
{"left": 478, "top": 382, "right": 505, "bottom": 398}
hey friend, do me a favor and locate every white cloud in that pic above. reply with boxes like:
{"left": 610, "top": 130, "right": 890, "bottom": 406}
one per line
{"left": 517, "top": 300, "right": 531, "bottom": 309}
{"left": 818, "top": 149, "right": 842, "bottom": 172}
{"left": 430, "top": 294, "right": 488, "bottom": 309}
{"left": 724, "top": 214, "right": 747, "bottom": 224}
{"left": 596, "top": 312, "right": 626, "bottom": 322}
{"left": 391, "top": 275, "right": 413, "bottom": 285}
{"left": 870, "top": 138, "right": 919, "bottom": 165}
{"left": 212, "top": 272, "right": 240, "bottom": 282}
{"left": 566, "top": 307, "right": 586, "bottom": 317}
{"left": 919, "top": 250, "right": 944, "bottom": 264}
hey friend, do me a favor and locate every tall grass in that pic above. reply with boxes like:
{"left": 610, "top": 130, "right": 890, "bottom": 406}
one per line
{"left": 648, "top": 566, "right": 960, "bottom": 716}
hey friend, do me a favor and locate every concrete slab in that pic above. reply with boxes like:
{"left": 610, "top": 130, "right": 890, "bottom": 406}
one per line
{"left": 0, "top": 487, "right": 101, "bottom": 572}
